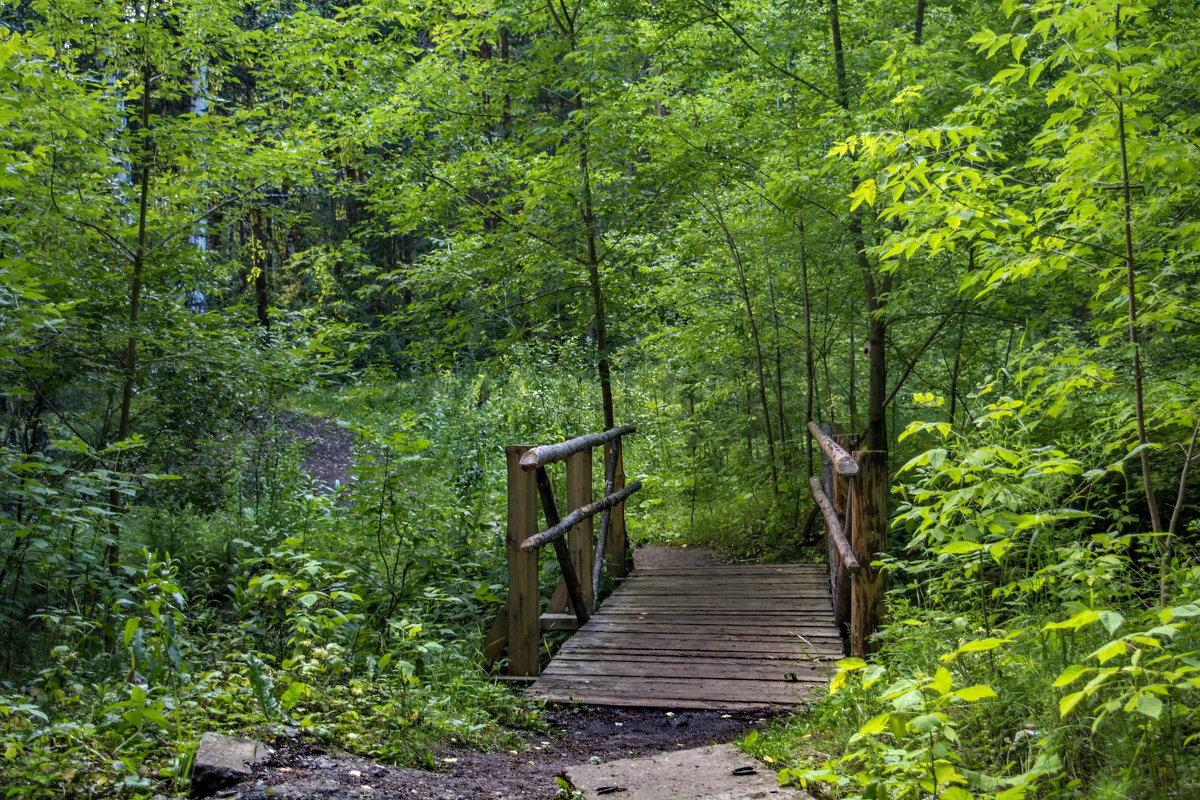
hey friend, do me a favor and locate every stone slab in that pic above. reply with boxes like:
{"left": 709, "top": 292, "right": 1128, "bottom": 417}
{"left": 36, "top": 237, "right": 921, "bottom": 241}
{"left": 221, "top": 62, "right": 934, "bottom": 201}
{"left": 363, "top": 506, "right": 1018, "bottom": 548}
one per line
{"left": 563, "top": 743, "right": 813, "bottom": 800}
{"left": 191, "top": 732, "right": 269, "bottom": 797}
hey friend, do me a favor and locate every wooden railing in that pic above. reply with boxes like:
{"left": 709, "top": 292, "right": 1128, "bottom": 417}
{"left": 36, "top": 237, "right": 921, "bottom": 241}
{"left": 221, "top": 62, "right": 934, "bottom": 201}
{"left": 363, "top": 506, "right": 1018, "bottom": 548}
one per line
{"left": 807, "top": 422, "right": 887, "bottom": 658}
{"left": 486, "top": 425, "right": 640, "bottom": 677}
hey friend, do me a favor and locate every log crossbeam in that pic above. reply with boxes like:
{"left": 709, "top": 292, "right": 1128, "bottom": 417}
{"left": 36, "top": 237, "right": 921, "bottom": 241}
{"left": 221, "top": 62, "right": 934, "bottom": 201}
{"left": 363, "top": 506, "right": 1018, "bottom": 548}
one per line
{"left": 522, "top": 480, "right": 642, "bottom": 551}
{"left": 520, "top": 425, "right": 636, "bottom": 471}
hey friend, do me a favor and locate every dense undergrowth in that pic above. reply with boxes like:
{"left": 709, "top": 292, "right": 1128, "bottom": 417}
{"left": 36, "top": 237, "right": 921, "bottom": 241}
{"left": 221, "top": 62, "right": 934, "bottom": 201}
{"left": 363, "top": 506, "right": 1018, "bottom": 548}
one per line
{"left": 0, "top": 346, "right": 808, "bottom": 798}
{"left": 747, "top": 389, "right": 1200, "bottom": 800}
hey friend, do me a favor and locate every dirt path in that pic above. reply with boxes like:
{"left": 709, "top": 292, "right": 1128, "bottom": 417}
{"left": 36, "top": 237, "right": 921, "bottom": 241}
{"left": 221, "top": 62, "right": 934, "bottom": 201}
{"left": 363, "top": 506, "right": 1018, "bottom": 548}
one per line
{"left": 225, "top": 706, "right": 767, "bottom": 799}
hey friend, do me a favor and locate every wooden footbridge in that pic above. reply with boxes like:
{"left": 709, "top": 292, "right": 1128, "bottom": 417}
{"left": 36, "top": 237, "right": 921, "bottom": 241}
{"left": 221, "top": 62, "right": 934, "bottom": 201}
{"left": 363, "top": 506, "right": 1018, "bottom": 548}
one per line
{"left": 485, "top": 424, "right": 886, "bottom": 710}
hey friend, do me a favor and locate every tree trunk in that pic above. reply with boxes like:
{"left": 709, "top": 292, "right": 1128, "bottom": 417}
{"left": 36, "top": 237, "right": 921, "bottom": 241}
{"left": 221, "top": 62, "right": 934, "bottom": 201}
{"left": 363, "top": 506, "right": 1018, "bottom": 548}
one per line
{"left": 712, "top": 198, "right": 779, "bottom": 497}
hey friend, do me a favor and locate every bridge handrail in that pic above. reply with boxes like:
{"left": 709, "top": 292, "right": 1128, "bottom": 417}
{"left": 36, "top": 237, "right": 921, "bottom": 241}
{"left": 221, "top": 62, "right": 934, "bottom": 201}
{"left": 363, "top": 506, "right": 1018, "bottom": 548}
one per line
{"left": 520, "top": 425, "right": 637, "bottom": 471}
{"left": 809, "top": 476, "right": 861, "bottom": 574}
{"left": 808, "top": 421, "right": 886, "bottom": 658}
{"left": 489, "top": 425, "right": 637, "bottom": 677}
{"left": 807, "top": 421, "right": 859, "bottom": 476}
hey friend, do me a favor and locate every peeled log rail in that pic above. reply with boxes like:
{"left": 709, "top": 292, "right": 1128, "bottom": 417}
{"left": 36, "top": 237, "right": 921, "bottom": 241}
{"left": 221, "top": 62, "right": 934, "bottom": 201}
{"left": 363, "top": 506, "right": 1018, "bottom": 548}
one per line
{"left": 522, "top": 480, "right": 642, "bottom": 551}
{"left": 520, "top": 426, "right": 637, "bottom": 471}
{"left": 809, "top": 477, "right": 861, "bottom": 574}
{"left": 807, "top": 421, "right": 859, "bottom": 476}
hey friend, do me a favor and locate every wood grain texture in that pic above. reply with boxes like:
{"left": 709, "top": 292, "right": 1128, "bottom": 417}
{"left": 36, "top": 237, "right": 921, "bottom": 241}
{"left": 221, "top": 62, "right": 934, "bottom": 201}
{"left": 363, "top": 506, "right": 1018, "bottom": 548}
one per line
{"left": 527, "top": 562, "right": 843, "bottom": 708}
{"left": 506, "top": 446, "right": 539, "bottom": 677}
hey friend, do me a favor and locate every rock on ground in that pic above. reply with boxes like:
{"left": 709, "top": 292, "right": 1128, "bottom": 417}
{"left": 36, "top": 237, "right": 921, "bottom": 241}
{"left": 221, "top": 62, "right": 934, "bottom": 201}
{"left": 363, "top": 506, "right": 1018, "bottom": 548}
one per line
{"left": 191, "top": 732, "right": 270, "bottom": 797}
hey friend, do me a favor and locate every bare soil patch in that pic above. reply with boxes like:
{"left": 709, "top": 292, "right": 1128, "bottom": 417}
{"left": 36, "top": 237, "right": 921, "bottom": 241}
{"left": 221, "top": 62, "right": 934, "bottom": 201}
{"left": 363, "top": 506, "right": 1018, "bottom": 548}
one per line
{"left": 219, "top": 707, "right": 769, "bottom": 800}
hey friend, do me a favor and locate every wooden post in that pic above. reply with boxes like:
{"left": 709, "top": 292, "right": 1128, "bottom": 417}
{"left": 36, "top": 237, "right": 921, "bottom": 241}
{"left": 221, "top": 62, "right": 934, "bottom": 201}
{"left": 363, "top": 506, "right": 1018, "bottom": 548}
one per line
{"left": 830, "top": 430, "right": 853, "bottom": 633}
{"left": 566, "top": 450, "right": 594, "bottom": 613}
{"left": 506, "top": 445, "right": 539, "bottom": 676}
{"left": 604, "top": 442, "right": 628, "bottom": 578}
{"left": 851, "top": 449, "right": 888, "bottom": 658}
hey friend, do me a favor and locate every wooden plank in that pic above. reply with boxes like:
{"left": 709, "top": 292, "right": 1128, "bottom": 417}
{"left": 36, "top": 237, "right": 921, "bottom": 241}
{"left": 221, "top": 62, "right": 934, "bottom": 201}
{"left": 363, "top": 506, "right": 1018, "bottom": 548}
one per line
{"left": 607, "top": 586, "right": 833, "bottom": 598}
{"left": 556, "top": 639, "right": 835, "bottom": 656}
{"left": 540, "top": 613, "right": 580, "bottom": 632}
{"left": 593, "top": 615, "right": 835, "bottom": 625}
{"left": 529, "top": 676, "right": 815, "bottom": 703}
{"left": 506, "top": 446, "right": 540, "bottom": 677}
{"left": 566, "top": 450, "right": 594, "bottom": 613}
{"left": 577, "top": 623, "right": 843, "bottom": 640}
{"left": 598, "top": 599, "right": 833, "bottom": 612}
{"left": 526, "top": 692, "right": 787, "bottom": 711}
{"left": 546, "top": 653, "right": 838, "bottom": 668}
{"left": 630, "top": 565, "right": 826, "bottom": 575}
{"left": 540, "top": 660, "right": 830, "bottom": 681}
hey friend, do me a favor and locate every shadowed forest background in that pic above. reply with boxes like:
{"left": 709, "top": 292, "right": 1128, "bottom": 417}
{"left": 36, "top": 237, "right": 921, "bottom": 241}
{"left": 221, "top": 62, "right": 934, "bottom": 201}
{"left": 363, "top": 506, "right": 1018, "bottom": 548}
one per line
{"left": 1, "top": 0, "right": 1199, "bottom": 796}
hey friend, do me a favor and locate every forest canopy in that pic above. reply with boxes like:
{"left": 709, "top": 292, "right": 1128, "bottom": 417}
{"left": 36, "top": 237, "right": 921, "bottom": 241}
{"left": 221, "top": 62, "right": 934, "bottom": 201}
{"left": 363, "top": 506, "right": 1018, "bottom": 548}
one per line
{"left": 1, "top": 0, "right": 1199, "bottom": 796}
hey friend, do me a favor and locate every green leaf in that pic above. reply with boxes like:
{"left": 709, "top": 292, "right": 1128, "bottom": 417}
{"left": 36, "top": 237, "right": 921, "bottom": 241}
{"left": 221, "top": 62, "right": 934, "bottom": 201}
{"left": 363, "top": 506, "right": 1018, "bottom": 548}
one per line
{"left": 939, "top": 541, "right": 984, "bottom": 555}
{"left": 1044, "top": 609, "right": 1100, "bottom": 631}
{"left": 1134, "top": 694, "right": 1162, "bottom": 719}
{"left": 852, "top": 712, "right": 892, "bottom": 740}
{"left": 1092, "top": 639, "right": 1126, "bottom": 664}
{"left": 123, "top": 618, "right": 139, "bottom": 647}
{"left": 954, "top": 684, "right": 997, "bottom": 702}
{"left": 1059, "top": 690, "right": 1086, "bottom": 717}
{"left": 1053, "top": 664, "right": 1088, "bottom": 687}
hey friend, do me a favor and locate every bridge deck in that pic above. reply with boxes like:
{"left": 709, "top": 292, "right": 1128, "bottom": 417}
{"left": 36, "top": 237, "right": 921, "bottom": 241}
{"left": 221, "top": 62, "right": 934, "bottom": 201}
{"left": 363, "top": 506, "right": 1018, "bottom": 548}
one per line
{"left": 527, "top": 563, "right": 843, "bottom": 710}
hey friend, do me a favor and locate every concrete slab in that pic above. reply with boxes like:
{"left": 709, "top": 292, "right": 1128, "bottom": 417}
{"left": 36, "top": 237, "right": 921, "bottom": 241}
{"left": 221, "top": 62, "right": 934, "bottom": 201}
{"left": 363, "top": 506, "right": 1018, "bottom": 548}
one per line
{"left": 563, "top": 743, "right": 813, "bottom": 800}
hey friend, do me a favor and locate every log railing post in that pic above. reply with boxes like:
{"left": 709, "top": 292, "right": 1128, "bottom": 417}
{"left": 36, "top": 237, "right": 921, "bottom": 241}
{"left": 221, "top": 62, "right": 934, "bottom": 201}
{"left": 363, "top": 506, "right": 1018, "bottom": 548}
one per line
{"left": 831, "top": 429, "right": 853, "bottom": 634}
{"left": 506, "top": 445, "right": 540, "bottom": 676}
{"left": 566, "top": 450, "right": 594, "bottom": 614}
{"left": 851, "top": 449, "right": 888, "bottom": 658}
{"left": 603, "top": 441, "right": 628, "bottom": 578}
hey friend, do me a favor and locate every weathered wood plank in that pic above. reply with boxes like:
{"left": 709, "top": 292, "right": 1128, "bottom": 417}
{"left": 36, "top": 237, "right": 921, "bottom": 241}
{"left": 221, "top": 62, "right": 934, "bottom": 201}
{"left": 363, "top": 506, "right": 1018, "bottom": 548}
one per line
{"left": 527, "top": 559, "right": 842, "bottom": 708}
{"left": 540, "top": 660, "right": 830, "bottom": 681}
{"left": 529, "top": 676, "right": 816, "bottom": 703}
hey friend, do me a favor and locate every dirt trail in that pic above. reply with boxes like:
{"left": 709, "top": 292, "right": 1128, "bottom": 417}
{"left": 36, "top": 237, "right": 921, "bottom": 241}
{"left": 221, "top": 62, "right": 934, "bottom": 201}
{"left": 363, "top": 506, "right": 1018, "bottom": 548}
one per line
{"left": 224, "top": 706, "right": 768, "bottom": 799}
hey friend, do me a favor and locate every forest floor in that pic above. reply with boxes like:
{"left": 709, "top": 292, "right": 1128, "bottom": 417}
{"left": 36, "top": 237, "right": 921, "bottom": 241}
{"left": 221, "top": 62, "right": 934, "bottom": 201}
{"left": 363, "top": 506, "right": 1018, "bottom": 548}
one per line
{"left": 221, "top": 706, "right": 767, "bottom": 799}
{"left": 277, "top": 410, "right": 358, "bottom": 491}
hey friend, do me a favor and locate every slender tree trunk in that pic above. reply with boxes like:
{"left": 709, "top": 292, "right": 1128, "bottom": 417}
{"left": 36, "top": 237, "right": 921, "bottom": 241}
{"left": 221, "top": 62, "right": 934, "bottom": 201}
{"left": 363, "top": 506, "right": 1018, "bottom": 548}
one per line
{"left": 765, "top": 255, "right": 789, "bottom": 470}
{"left": 550, "top": 2, "right": 616, "bottom": 431}
{"left": 251, "top": 209, "right": 271, "bottom": 331}
{"left": 712, "top": 198, "right": 779, "bottom": 497}
{"left": 1114, "top": 5, "right": 1165, "bottom": 595}
{"left": 578, "top": 98, "right": 615, "bottom": 430}
{"left": 830, "top": 0, "right": 889, "bottom": 451}
{"left": 914, "top": 0, "right": 927, "bottom": 45}
{"left": 109, "top": 10, "right": 155, "bottom": 571}
{"left": 798, "top": 217, "right": 816, "bottom": 479}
